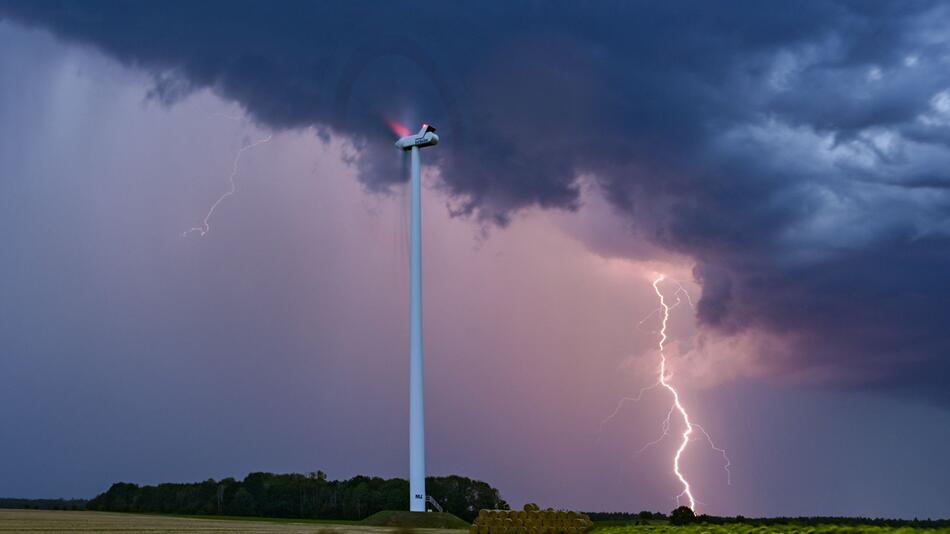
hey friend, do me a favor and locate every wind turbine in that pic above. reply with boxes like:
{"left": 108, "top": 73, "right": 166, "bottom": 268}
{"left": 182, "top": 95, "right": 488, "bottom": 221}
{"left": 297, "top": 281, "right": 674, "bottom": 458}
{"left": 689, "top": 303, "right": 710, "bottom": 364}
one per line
{"left": 395, "top": 123, "right": 439, "bottom": 512}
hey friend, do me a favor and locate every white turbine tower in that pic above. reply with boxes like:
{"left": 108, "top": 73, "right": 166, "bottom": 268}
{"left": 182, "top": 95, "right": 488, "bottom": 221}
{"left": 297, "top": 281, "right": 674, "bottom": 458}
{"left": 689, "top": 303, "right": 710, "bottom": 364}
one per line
{"left": 395, "top": 124, "right": 439, "bottom": 512}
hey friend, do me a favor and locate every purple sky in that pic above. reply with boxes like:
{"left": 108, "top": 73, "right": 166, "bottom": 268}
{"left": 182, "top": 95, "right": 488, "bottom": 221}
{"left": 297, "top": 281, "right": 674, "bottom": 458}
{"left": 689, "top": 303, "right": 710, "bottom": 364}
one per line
{"left": 2, "top": 4, "right": 950, "bottom": 519}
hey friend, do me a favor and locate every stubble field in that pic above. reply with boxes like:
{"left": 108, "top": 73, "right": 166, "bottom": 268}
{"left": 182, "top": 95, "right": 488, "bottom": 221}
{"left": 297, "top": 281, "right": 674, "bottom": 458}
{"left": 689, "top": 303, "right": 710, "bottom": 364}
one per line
{"left": 0, "top": 509, "right": 458, "bottom": 533}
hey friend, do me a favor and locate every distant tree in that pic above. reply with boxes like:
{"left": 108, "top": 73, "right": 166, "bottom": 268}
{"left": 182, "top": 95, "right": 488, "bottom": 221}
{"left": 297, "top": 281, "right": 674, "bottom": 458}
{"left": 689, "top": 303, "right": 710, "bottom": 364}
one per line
{"left": 425, "top": 475, "right": 508, "bottom": 521}
{"left": 227, "top": 487, "right": 256, "bottom": 516}
{"left": 670, "top": 506, "right": 695, "bottom": 525}
{"left": 638, "top": 510, "right": 653, "bottom": 521}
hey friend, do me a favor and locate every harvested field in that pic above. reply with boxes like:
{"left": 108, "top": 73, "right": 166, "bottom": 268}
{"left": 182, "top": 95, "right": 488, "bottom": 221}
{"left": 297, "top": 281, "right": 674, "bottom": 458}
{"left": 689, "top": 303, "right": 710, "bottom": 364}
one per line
{"left": 0, "top": 509, "right": 462, "bottom": 533}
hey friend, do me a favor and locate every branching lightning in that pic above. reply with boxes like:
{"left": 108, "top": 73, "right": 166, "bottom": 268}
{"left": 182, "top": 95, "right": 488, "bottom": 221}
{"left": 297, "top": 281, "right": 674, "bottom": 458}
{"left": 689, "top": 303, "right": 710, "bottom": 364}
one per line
{"left": 182, "top": 132, "right": 273, "bottom": 237}
{"left": 601, "top": 275, "right": 731, "bottom": 512}
{"left": 655, "top": 275, "right": 699, "bottom": 509}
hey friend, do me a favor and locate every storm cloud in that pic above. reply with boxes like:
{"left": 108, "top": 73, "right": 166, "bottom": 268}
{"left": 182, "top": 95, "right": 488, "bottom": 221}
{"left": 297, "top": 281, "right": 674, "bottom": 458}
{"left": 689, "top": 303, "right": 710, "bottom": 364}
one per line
{"left": 3, "top": 0, "right": 950, "bottom": 402}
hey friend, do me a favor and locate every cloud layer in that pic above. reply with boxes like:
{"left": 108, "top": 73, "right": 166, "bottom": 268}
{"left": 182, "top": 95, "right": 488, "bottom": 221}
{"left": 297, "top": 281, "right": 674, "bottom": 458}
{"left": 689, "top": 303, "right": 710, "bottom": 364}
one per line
{"left": 3, "top": 0, "right": 950, "bottom": 401}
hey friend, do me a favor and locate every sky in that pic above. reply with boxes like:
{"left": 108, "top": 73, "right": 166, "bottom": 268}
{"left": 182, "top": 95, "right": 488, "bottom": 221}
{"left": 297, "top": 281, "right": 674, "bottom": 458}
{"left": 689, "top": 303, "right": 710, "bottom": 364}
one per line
{"left": 1, "top": 0, "right": 949, "bottom": 519}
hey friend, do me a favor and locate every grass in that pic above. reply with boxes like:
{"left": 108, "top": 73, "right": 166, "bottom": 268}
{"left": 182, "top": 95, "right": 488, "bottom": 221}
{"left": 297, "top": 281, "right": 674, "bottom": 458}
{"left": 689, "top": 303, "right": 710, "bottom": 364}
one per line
{"left": 594, "top": 525, "right": 950, "bottom": 533}
{"left": 361, "top": 510, "right": 470, "bottom": 529}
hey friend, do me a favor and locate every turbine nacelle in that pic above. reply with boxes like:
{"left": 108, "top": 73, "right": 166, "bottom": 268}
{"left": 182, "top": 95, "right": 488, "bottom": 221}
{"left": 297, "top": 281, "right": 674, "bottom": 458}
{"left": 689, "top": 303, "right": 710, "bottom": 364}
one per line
{"left": 395, "top": 123, "right": 439, "bottom": 150}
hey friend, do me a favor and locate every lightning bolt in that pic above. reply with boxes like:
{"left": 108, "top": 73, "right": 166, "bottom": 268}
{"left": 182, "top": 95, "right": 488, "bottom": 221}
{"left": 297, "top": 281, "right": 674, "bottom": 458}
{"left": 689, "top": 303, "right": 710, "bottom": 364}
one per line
{"left": 654, "top": 274, "right": 702, "bottom": 509}
{"left": 182, "top": 132, "right": 273, "bottom": 237}
{"left": 601, "top": 275, "right": 731, "bottom": 512}
{"left": 598, "top": 280, "right": 694, "bottom": 430}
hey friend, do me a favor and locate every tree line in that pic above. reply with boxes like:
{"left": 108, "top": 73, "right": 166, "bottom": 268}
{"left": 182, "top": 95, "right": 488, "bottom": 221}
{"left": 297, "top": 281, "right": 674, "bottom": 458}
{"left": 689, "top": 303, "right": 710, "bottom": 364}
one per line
{"left": 86, "top": 472, "right": 508, "bottom": 522}
{"left": 0, "top": 498, "right": 87, "bottom": 511}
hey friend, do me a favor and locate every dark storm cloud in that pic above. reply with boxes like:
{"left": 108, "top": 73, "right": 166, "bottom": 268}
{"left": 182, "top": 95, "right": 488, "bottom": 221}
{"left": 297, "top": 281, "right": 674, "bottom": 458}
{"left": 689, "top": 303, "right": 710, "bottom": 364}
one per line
{"left": 3, "top": 0, "right": 950, "bottom": 401}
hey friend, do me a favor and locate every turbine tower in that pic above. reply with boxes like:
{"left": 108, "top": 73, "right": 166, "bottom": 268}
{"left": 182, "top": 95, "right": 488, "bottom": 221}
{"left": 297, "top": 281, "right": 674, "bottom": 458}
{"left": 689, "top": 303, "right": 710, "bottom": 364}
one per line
{"left": 395, "top": 124, "right": 439, "bottom": 512}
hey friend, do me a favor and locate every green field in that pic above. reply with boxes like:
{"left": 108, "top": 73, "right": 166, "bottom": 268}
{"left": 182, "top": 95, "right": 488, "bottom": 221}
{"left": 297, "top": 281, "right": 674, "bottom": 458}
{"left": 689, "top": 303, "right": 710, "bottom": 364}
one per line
{"left": 596, "top": 525, "right": 950, "bottom": 534}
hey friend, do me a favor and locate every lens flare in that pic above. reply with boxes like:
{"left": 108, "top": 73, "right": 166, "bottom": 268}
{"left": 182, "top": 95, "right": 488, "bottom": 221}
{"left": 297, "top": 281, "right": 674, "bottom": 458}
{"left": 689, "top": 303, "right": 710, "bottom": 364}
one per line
{"left": 385, "top": 117, "right": 411, "bottom": 138}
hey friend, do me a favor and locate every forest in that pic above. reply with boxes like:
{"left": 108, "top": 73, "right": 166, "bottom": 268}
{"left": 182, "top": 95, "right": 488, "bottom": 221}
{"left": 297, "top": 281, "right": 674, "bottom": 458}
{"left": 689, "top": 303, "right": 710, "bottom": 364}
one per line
{"left": 86, "top": 472, "right": 507, "bottom": 522}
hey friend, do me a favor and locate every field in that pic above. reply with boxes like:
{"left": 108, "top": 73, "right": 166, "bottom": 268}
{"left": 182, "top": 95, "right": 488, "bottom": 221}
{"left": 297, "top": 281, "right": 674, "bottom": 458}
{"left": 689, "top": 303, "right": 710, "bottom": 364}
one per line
{"left": 0, "top": 509, "right": 462, "bottom": 533}
{"left": 596, "top": 525, "right": 950, "bottom": 533}
{"left": 3, "top": 510, "right": 949, "bottom": 534}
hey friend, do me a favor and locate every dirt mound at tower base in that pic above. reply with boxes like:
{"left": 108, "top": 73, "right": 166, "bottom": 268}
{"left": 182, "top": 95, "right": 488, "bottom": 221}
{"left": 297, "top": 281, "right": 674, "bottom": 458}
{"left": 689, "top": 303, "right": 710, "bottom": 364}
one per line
{"left": 361, "top": 510, "right": 470, "bottom": 529}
